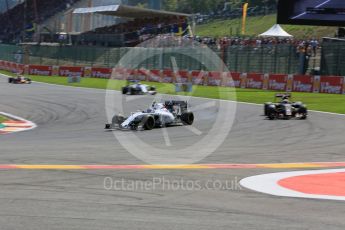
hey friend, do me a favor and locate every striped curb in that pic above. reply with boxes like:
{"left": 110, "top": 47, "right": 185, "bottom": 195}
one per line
{"left": 0, "top": 112, "right": 37, "bottom": 134}
{"left": 240, "top": 168, "right": 345, "bottom": 201}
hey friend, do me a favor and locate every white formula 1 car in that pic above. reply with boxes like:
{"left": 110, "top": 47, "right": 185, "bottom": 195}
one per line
{"left": 105, "top": 101, "right": 194, "bottom": 131}
{"left": 122, "top": 80, "right": 156, "bottom": 95}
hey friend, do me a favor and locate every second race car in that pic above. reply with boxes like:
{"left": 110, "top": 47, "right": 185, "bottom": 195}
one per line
{"left": 264, "top": 93, "right": 308, "bottom": 120}
{"left": 8, "top": 75, "right": 32, "bottom": 84}
{"left": 122, "top": 80, "right": 157, "bottom": 95}
{"left": 105, "top": 101, "right": 194, "bottom": 131}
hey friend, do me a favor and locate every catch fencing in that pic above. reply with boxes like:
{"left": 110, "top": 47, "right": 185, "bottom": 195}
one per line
{"left": 0, "top": 43, "right": 299, "bottom": 74}
{"left": 321, "top": 38, "right": 345, "bottom": 76}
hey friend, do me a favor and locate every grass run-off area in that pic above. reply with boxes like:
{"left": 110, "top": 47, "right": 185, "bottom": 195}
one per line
{"left": 0, "top": 115, "right": 8, "bottom": 123}
{"left": 1, "top": 70, "right": 345, "bottom": 114}
{"left": 195, "top": 14, "right": 337, "bottom": 39}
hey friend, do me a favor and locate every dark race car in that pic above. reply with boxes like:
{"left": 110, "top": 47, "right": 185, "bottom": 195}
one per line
{"left": 122, "top": 80, "right": 156, "bottom": 95}
{"left": 8, "top": 75, "right": 32, "bottom": 84}
{"left": 264, "top": 93, "right": 308, "bottom": 120}
{"left": 105, "top": 101, "right": 194, "bottom": 131}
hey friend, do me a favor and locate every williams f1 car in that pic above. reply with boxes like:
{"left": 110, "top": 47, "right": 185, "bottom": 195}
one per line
{"left": 264, "top": 93, "right": 308, "bottom": 120}
{"left": 8, "top": 75, "right": 32, "bottom": 84}
{"left": 105, "top": 101, "right": 194, "bottom": 131}
{"left": 122, "top": 80, "right": 156, "bottom": 95}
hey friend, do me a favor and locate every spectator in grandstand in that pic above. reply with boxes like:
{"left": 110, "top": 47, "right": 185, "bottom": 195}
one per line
{"left": 310, "top": 39, "right": 319, "bottom": 57}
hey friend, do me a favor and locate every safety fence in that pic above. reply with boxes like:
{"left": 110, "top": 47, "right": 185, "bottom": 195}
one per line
{"left": 0, "top": 44, "right": 299, "bottom": 74}
{"left": 321, "top": 39, "right": 345, "bottom": 76}
{"left": 1, "top": 60, "right": 344, "bottom": 95}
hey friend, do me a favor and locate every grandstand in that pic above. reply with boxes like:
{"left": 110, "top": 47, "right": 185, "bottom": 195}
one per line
{"left": 0, "top": 0, "right": 22, "bottom": 13}
{"left": 0, "top": 0, "right": 189, "bottom": 47}
{"left": 0, "top": 0, "right": 81, "bottom": 43}
{"left": 72, "top": 5, "right": 190, "bottom": 47}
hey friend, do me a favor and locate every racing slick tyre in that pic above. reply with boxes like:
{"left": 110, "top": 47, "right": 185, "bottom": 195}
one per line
{"left": 299, "top": 107, "right": 308, "bottom": 120}
{"left": 181, "top": 112, "right": 194, "bottom": 125}
{"left": 142, "top": 115, "right": 155, "bottom": 130}
{"left": 267, "top": 112, "right": 276, "bottom": 120}
{"left": 122, "top": 87, "right": 128, "bottom": 95}
{"left": 8, "top": 78, "right": 13, "bottom": 83}
{"left": 264, "top": 102, "right": 272, "bottom": 116}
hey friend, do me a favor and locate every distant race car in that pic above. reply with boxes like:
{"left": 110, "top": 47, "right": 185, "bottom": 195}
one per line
{"left": 8, "top": 76, "right": 32, "bottom": 84}
{"left": 122, "top": 80, "right": 156, "bottom": 95}
{"left": 105, "top": 101, "right": 194, "bottom": 131}
{"left": 264, "top": 93, "right": 308, "bottom": 120}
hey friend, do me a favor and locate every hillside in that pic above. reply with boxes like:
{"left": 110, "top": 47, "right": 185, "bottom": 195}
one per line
{"left": 195, "top": 14, "right": 337, "bottom": 39}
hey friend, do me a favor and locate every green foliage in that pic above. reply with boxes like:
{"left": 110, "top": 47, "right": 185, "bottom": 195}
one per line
{"left": 195, "top": 14, "right": 337, "bottom": 38}
{"left": 0, "top": 115, "right": 8, "bottom": 123}
{"left": 129, "top": 0, "right": 279, "bottom": 14}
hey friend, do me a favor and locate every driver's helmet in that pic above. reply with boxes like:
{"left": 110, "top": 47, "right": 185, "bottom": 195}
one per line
{"left": 152, "top": 102, "right": 165, "bottom": 110}
{"left": 282, "top": 99, "right": 289, "bottom": 104}
{"left": 281, "top": 95, "right": 289, "bottom": 103}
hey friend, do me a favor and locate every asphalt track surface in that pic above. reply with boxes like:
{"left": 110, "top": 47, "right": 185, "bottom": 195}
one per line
{"left": 1, "top": 75, "right": 345, "bottom": 230}
{"left": 292, "top": 0, "right": 345, "bottom": 20}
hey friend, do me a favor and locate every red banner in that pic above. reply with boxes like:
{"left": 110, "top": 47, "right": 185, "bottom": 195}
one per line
{"left": 90, "top": 67, "right": 112, "bottom": 79}
{"left": 29, "top": 65, "right": 52, "bottom": 76}
{"left": 162, "top": 69, "right": 174, "bottom": 83}
{"left": 148, "top": 69, "right": 161, "bottom": 82}
{"left": 320, "top": 76, "right": 344, "bottom": 94}
{"left": 1, "top": 61, "right": 13, "bottom": 71}
{"left": 59, "top": 66, "right": 84, "bottom": 77}
{"left": 17, "top": 64, "right": 25, "bottom": 74}
{"left": 268, "top": 74, "right": 288, "bottom": 91}
{"left": 127, "top": 69, "right": 138, "bottom": 80}
{"left": 208, "top": 71, "right": 222, "bottom": 86}
{"left": 225, "top": 72, "right": 241, "bottom": 87}
{"left": 292, "top": 75, "right": 313, "bottom": 92}
{"left": 176, "top": 70, "right": 189, "bottom": 83}
{"left": 191, "top": 71, "right": 204, "bottom": 85}
{"left": 136, "top": 69, "right": 149, "bottom": 81}
{"left": 246, "top": 73, "right": 264, "bottom": 89}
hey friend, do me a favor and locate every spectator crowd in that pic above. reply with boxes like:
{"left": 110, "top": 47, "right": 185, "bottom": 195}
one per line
{"left": 0, "top": 0, "right": 79, "bottom": 43}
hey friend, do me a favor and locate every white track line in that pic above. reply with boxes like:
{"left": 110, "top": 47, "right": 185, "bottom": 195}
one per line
{"left": 1, "top": 73, "right": 344, "bottom": 117}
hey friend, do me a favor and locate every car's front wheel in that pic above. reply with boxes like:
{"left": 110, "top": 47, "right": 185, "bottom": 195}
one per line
{"left": 142, "top": 116, "right": 155, "bottom": 130}
{"left": 112, "top": 115, "right": 125, "bottom": 126}
{"left": 122, "top": 87, "right": 128, "bottom": 94}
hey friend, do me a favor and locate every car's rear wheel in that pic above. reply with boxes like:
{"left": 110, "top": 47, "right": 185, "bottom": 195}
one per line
{"left": 181, "top": 112, "right": 194, "bottom": 125}
{"left": 299, "top": 107, "right": 308, "bottom": 120}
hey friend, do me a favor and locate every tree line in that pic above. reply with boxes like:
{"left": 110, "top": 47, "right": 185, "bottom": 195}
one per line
{"left": 129, "top": 0, "right": 278, "bottom": 13}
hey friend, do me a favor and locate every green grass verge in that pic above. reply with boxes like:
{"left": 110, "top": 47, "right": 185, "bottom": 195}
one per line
{"left": 0, "top": 115, "right": 8, "bottom": 123}
{"left": 195, "top": 14, "right": 337, "bottom": 38}
{"left": 1, "top": 70, "right": 345, "bottom": 114}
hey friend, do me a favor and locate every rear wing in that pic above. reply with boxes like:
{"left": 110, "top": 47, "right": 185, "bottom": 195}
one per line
{"left": 165, "top": 101, "right": 188, "bottom": 113}
{"left": 275, "top": 93, "right": 291, "bottom": 98}
{"left": 127, "top": 80, "right": 140, "bottom": 84}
